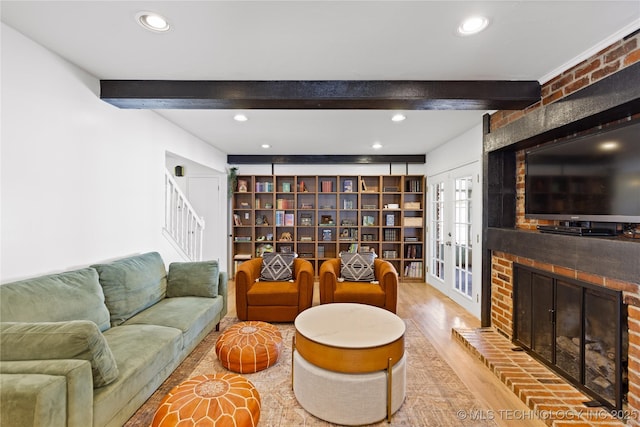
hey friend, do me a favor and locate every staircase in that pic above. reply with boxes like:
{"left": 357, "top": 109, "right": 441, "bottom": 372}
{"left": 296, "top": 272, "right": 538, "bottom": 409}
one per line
{"left": 163, "top": 169, "right": 205, "bottom": 261}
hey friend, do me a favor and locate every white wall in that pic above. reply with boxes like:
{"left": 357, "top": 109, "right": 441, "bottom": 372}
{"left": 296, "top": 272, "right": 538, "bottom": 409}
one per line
{"left": 0, "top": 23, "right": 228, "bottom": 282}
{"left": 425, "top": 124, "right": 483, "bottom": 175}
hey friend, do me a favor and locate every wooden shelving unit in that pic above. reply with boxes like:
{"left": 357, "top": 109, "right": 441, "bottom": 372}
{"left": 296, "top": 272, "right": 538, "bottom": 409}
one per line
{"left": 231, "top": 175, "right": 425, "bottom": 281}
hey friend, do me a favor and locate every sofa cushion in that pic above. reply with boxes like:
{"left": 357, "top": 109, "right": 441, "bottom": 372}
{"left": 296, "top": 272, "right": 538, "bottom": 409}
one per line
{"left": 340, "top": 252, "right": 376, "bottom": 282}
{"left": 260, "top": 253, "right": 295, "bottom": 281}
{"left": 167, "top": 261, "right": 219, "bottom": 298}
{"left": 0, "top": 321, "right": 119, "bottom": 388}
{"left": 124, "top": 296, "right": 224, "bottom": 350}
{"left": 95, "top": 324, "right": 183, "bottom": 427}
{"left": 92, "top": 252, "right": 167, "bottom": 326}
{"left": 0, "top": 268, "right": 111, "bottom": 332}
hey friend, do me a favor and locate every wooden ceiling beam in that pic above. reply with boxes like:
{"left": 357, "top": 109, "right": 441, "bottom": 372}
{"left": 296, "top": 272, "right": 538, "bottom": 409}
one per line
{"left": 100, "top": 80, "right": 540, "bottom": 110}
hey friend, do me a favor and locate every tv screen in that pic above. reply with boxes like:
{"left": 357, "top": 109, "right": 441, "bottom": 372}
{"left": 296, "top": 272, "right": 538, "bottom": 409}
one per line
{"left": 525, "top": 120, "right": 640, "bottom": 223}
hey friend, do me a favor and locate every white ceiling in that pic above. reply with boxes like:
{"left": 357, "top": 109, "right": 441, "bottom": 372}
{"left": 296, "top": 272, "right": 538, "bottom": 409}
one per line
{"left": 2, "top": 1, "right": 639, "bottom": 156}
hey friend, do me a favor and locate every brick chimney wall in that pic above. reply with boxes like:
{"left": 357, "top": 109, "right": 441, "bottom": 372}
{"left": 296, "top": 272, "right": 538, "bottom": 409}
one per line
{"left": 488, "top": 31, "right": 640, "bottom": 423}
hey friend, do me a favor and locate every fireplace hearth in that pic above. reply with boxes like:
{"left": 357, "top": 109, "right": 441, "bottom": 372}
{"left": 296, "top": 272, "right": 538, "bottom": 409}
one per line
{"left": 513, "top": 264, "right": 628, "bottom": 410}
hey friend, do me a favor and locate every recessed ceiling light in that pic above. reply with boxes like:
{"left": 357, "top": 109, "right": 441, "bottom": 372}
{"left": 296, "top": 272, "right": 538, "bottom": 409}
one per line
{"left": 600, "top": 141, "right": 620, "bottom": 151}
{"left": 391, "top": 113, "right": 406, "bottom": 122}
{"left": 457, "top": 16, "right": 489, "bottom": 36}
{"left": 261, "top": 144, "right": 271, "bottom": 149}
{"left": 372, "top": 142, "right": 383, "bottom": 150}
{"left": 136, "top": 11, "right": 171, "bottom": 32}
{"left": 234, "top": 114, "right": 248, "bottom": 122}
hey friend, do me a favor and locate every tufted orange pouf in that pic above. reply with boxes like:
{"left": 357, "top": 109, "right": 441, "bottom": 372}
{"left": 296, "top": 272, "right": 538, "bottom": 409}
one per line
{"left": 152, "top": 373, "right": 260, "bottom": 427}
{"left": 215, "top": 321, "right": 283, "bottom": 373}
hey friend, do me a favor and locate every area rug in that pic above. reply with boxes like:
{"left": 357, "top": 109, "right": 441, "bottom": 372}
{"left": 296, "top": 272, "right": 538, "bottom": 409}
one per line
{"left": 124, "top": 317, "right": 497, "bottom": 426}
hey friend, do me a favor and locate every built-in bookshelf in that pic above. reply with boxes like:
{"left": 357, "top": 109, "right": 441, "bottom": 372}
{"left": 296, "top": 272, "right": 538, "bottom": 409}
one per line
{"left": 231, "top": 175, "right": 425, "bottom": 281}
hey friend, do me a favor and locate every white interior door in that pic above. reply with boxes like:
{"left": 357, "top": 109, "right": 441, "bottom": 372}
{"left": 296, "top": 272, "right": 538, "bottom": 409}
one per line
{"left": 427, "top": 162, "right": 482, "bottom": 318}
{"left": 187, "top": 176, "right": 223, "bottom": 262}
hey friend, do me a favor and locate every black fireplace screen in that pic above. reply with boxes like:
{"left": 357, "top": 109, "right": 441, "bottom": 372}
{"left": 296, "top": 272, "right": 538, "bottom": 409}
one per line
{"left": 513, "top": 264, "right": 627, "bottom": 410}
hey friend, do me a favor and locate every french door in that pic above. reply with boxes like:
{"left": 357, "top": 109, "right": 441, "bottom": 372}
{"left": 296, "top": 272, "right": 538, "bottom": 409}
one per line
{"left": 427, "top": 162, "right": 481, "bottom": 318}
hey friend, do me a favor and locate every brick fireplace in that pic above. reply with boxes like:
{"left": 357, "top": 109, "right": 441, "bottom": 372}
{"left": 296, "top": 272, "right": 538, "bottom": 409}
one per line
{"left": 481, "top": 32, "right": 640, "bottom": 424}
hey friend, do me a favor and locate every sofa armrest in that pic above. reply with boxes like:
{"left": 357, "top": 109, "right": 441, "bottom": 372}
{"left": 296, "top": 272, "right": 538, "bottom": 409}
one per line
{"left": 0, "top": 359, "right": 93, "bottom": 427}
{"left": 235, "top": 258, "right": 263, "bottom": 320}
{"left": 374, "top": 259, "right": 399, "bottom": 313}
{"left": 294, "top": 259, "right": 315, "bottom": 312}
{"left": 319, "top": 259, "right": 341, "bottom": 304}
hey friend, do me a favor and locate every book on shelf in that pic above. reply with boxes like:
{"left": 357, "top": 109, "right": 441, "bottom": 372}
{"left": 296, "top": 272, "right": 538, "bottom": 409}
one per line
{"left": 383, "top": 250, "right": 397, "bottom": 259}
{"left": 404, "top": 261, "right": 423, "bottom": 278}
{"left": 255, "top": 181, "right": 274, "bottom": 192}
{"left": 284, "top": 213, "right": 294, "bottom": 226}
{"left": 384, "top": 228, "right": 398, "bottom": 241}
{"left": 406, "top": 179, "right": 422, "bottom": 192}
{"left": 321, "top": 180, "right": 333, "bottom": 192}
{"left": 275, "top": 210, "right": 285, "bottom": 226}
{"left": 348, "top": 243, "right": 359, "bottom": 253}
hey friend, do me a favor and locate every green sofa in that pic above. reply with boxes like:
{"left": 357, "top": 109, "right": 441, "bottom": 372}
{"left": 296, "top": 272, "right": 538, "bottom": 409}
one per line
{"left": 0, "top": 252, "right": 228, "bottom": 427}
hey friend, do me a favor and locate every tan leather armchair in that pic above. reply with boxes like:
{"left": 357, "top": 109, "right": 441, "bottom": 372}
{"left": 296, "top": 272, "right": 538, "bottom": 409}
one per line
{"left": 235, "top": 257, "right": 314, "bottom": 322}
{"left": 319, "top": 258, "right": 398, "bottom": 313}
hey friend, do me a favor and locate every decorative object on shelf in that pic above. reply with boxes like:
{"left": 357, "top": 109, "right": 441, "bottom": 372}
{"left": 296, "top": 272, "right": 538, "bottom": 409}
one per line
{"left": 386, "top": 214, "right": 395, "bottom": 226}
{"left": 233, "top": 214, "right": 242, "bottom": 226}
{"left": 363, "top": 215, "right": 375, "bottom": 226}
{"left": 322, "top": 229, "right": 332, "bottom": 241}
{"left": 343, "top": 179, "right": 353, "bottom": 192}
{"left": 240, "top": 202, "right": 250, "bottom": 208}
{"left": 300, "top": 214, "right": 313, "bottom": 226}
{"left": 256, "top": 244, "right": 273, "bottom": 257}
{"left": 320, "top": 215, "right": 334, "bottom": 225}
{"left": 264, "top": 202, "right": 273, "bottom": 209}
{"left": 266, "top": 233, "right": 273, "bottom": 241}
{"left": 279, "top": 232, "right": 293, "bottom": 241}
{"left": 282, "top": 182, "right": 291, "bottom": 192}
{"left": 403, "top": 217, "right": 423, "bottom": 227}
{"left": 623, "top": 224, "right": 640, "bottom": 239}
{"left": 256, "top": 215, "right": 269, "bottom": 226}
{"left": 237, "top": 179, "right": 248, "bottom": 193}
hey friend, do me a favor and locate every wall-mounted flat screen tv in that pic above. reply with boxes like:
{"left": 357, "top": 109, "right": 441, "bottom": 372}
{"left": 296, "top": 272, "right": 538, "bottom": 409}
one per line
{"left": 525, "top": 120, "right": 640, "bottom": 223}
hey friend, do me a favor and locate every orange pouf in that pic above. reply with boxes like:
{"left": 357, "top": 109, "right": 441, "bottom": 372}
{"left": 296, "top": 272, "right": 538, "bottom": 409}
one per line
{"left": 215, "top": 321, "right": 283, "bottom": 373}
{"left": 152, "top": 373, "right": 260, "bottom": 427}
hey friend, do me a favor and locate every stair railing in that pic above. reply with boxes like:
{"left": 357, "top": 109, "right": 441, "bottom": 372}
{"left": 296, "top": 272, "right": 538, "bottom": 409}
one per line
{"left": 164, "top": 169, "right": 205, "bottom": 261}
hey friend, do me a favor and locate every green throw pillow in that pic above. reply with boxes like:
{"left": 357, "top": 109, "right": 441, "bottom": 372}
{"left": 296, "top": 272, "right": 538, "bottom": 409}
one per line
{"left": 167, "top": 261, "right": 219, "bottom": 297}
{"left": 0, "top": 320, "right": 119, "bottom": 388}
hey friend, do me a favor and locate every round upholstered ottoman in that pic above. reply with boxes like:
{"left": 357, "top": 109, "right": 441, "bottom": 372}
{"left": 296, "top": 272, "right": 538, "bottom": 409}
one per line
{"left": 152, "top": 373, "right": 260, "bottom": 427}
{"left": 215, "top": 321, "right": 283, "bottom": 373}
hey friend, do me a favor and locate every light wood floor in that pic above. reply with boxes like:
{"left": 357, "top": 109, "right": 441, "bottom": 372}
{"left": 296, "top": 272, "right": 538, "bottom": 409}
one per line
{"left": 227, "top": 279, "right": 545, "bottom": 427}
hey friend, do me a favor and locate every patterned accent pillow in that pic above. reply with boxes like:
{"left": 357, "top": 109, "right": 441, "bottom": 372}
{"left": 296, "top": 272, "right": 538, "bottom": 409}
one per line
{"left": 260, "top": 253, "right": 296, "bottom": 281}
{"left": 340, "top": 252, "right": 376, "bottom": 282}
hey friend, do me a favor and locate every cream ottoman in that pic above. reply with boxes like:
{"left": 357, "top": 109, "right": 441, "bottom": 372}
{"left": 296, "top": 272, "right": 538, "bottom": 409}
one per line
{"left": 293, "top": 303, "right": 406, "bottom": 425}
